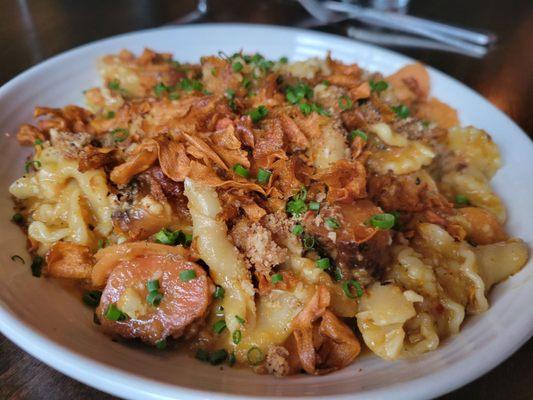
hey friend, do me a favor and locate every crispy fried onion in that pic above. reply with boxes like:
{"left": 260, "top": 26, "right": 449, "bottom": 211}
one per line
{"left": 92, "top": 242, "right": 191, "bottom": 286}
{"left": 316, "top": 159, "right": 367, "bottom": 203}
{"left": 287, "top": 286, "right": 361, "bottom": 375}
{"left": 109, "top": 134, "right": 265, "bottom": 194}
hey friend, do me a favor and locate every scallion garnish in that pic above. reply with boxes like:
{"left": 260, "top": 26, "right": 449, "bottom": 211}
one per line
{"left": 105, "top": 110, "right": 115, "bottom": 119}
{"left": 455, "top": 194, "right": 470, "bottom": 206}
{"left": 209, "top": 349, "right": 228, "bottom": 365}
{"left": 235, "top": 315, "right": 245, "bottom": 325}
{"left": 368, "top": 213, "right": 396, "bottom": 230}
{"left": 303, "top": 234, "right": 315, "bottom": 249}
{"left": 233, "top": 163, "right": 250, "bottom": 178}
{"left": 291, "top": 224, "right": 304, "bottom": 236}
{"left": 10, "top": 255, "right": 24, "bottom": 264}
{"left": 169, "top": 92, "right": 180, "bottom": 100}
{"left": 299, "top": 102, "right": 312, "bottom": 116}
{"left": 11, "top": 213, "right": 23, "bottom": 224}
{"left": 248, "top": 105, "right": 268, "bottom": 123}
{"left": 315, "top": 258, "right": 331, "bottom": 270}
{"left": 271, "top": 273, "right": 283, "bottom": 284}
{"left": 213, "top": 320, "right": 227, "bottom": 334}
{"left": 279, "top": 56, "right": 288, "bottom": 64}
{"left": 247, "top": 346, "right": 264, "bottom": 366}
{"left": 349, "top": 129, "right": 368, "bottom": 141}
{"left": 24, "top": 160, "right": 41, "bottom": 173}
{"left": 286, "top": 198, "right": 307, "bottom": 216}
{"left": 256, "top": 168, "right": 271, "bottom": 184}
{"left": 308, "top": 201, "right": 320, "bottom": 211}
{"left": 155, "top": 339, "right": 167, "bottom": 349}
{"left": 196, "top": 348, "right": 210, "bottom": 362}
{"left": 146, "top": 290, "right": 164, "bottom": 307}
{"left": 30, "top": 256, "right": 43, "bottom": 277}
{"left": 110, "top": 128, "right": 129, "bottom": 142}
{"left": 153, "top": 82, "right": 168, "bottom": 97}
{"left": 325, "top": 217, "right": 340, "bottom": 229}
{"left": 107, "top": 79, "right": 121, "bottom": 90}
{"left": 146, "top": 279, "right": 160, "bottom": 293}
{"left": 285, "top": 83, "right": 313, "bottom": 105}
{"left": 342, "top": 280, "right": 364, "bottom": 299}
{"left": 392, "top": 104, "right": 410, "bottom": 119}
{"left": 213, "top": 285, "right": 225, "bottom": 300}
{"left": 104, "top": 303, "right": 126, "bottom": 321}
{"left": 179, "top": 269, "right": 197, "bottom": 282}
{"left": 232, "top": 61, "right": 243, "bottom": 72}
{"left": 82, "top": 290, "right": 102, "bottom": 307}
{"left": 154, "top": 228, "right": 192, "bottom": 247}
{"left": 34, "top": 138, "right": 43, "bottom": 146}
{"left": 338, "top": 95, "right": 353, "bottom": 111}
{"left": 369, "top": 80, "right": 389, "bottom": 93}
{"left": 232, "top": 329, "right": 242, "bottom": 345}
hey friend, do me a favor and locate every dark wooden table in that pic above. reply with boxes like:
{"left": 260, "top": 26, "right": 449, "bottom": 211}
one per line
{"left": 1, "top": 1, "right": 531, "bottom": 399}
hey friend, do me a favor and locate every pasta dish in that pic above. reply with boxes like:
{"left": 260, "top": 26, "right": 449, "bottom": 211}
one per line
{"left": 9, "top": 49, "right": 528, "bottom": 375}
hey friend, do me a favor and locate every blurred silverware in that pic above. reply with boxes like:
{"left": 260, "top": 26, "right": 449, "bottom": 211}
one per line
{"left": 297, "top": 0, "right": 494, "bottom": 57}
{"left": 172, "top": 0, "right": 208, "bottom": 24}
{"left": 347, "top": 27, "right": 485, "bottom": 58}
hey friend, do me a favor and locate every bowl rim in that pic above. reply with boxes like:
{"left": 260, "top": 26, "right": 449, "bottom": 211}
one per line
{"left": 0, "top": 22, "right": 532, "bottom": 400}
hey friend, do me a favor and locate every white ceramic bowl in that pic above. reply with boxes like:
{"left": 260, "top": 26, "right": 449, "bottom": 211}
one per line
{"left": 0, "top": 24, "right": 531, "bottom": 400}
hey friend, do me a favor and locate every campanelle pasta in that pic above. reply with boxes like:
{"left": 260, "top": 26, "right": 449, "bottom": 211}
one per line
{"left": 8, "top": 48, "right": 528, "bottom": 375}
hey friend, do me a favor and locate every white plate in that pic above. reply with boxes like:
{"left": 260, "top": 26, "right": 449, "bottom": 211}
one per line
{"left": 0, "top": 23, "right": 532, "bottom": 400}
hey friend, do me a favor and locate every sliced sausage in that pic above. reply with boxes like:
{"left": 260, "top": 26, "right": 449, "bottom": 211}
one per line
{"left": 96, "top": 248, "right": 213, "bottom": 345}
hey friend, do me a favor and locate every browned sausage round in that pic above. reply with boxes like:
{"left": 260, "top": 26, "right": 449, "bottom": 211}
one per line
{"left": 96, "top": 252, "right": 213, "bottom": 345}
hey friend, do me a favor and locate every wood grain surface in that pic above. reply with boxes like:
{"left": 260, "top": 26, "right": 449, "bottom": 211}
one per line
{"left": 1, "top": 0, "right": 532, "bottom": 399}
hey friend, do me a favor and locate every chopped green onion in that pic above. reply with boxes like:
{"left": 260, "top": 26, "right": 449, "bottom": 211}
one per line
{"left": 242, "top": 77, "right": 251, "bottom": 89}
{"left": 105, "top": 110, "right": 116, "bottom": 119}
{"left": 146, "top": 279, "right": 160, "bottom": 293}
{"left": 342, "top": 280, "right": 364, "bottom": 299}
{"left": 299, "top": 102, "right": 312, "bottom": 116}
{"left": 213, "top": 320, "right": 227, "bottom": 334}
{"left": 292, "top": 224, "right": 304, "bottom": 236}
{"left": 146, "top": 291, "right": 163, "bottom": 306}
{"left": 311, "top": 102, "right": 330, "bottom": 116}
{"left": 349, "top": 129, "right": 368, "bottom": 141}
{"left": 279, "top": 56, "right": 288, "bottom": 64}
{"left": 368, "top": 213, "right": 396, "bottom": 230}
{"left": 392, "top": 104, "right": 410, "bottom": 119}
{"left": 271, "top": 273, "right": 283, "bottom": 284}
{"left": 110, "top": 128, "right": 129, "bottom": 142}
{"left": 235, "top": 315, "right": 245, "bottom": 325}
{"left": 333, "top": 266, "right": 344, "bottom": 281}
{"left": 455, "top": 194, "right": 470, "bottom": 206}
{"left": 257, "top": 168, "right": 271, "bottom": 184}
{"left": 11, "top": 213, "right": 23, "bottom": 223}
{"left": 215, "top": 305, "right": 225, "bottom": 318}
{"left": 248, "top": 105, "right": 268, "bottom": 123}
{"left": 286, "top": 198, "right": 307, "bottom": 216}
{"left": 295, "top": 186, "right": 307, "bottom": 201}
{"left": 247, "top": 346, "right": 265, "bottom": 366}
{"left": 209, "top": 349, "right": 228, "bottom": 365}
{"left": 24, "top": 160, "right": 41, "bottom": 173}
{"left": 322, "top": 80, "right": 330, "bottom": 87}
{"left": 169, "top": 92, "right": 180, "bottom": 100}
{"left": 228, "top": 351, "right": 236, "bottom": 366}
{"left": 180, "top": 78, "right": 203, "bottom": 92}
{"left": 179, "top": 269, "right": 197, "bottom": 282}
{"left": 338, "top": 95, "right": 353, "bottom": 111}
{"left": 233, "top": 163, "right": 250, "bottom": 178}
{"left": 316, "top": 258, "right": 331, "bottom": 270}
{"left": 153, "top": 82, "right": 168, "bottom": 97}
{"left": 10, "top": 255, "right": 24, "bottom": 264}
{"left": 210, "top": 67, "right": 218, "bottom": 76}
{"left": 285, "top": 83, "right": 313, "bottom": 105}
{"left": 232, "top": 329, "right": 242, "bottom": 345}
{"left": 232, "top": 61, "right": 244, "bottom": 72}
{"left": 307, "top": 201, "right": 319, "bottom": 211}
{"left": 196, "top": 348, "right": 210, "bottom": 362}
{"left": 155, "top": 339, "right": 167, "bottom": 350}
{"left": 30, "top": 256, "right": 43, "bottom": 277}
{"left": 325, "top": 217, "right": 340, "bottom": 229}
{"left": 108, "top": 79, "right": 121, "bottom": 90}
{"left": 34, "top": 138, "right": 43, "bottom": 146}
{"left": 105, "top": 303, "right": 126, "bottom": 321}
{"left": 369, "top": 80, "right": 389, "bottom": 93}
{"left": 154, "top": 228, "right": 192, "bottom": 247}
{"left": 303, "top": 234, "right": 315, "bottom": 249}
{"left": 421, "top": 120, "right": 430, "bottom": 127}
{"left": 213, "top": 285, "right": 225, "bottom": 299}
{"left": 82, "top": 290, "right": 102, "bottom": 307}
